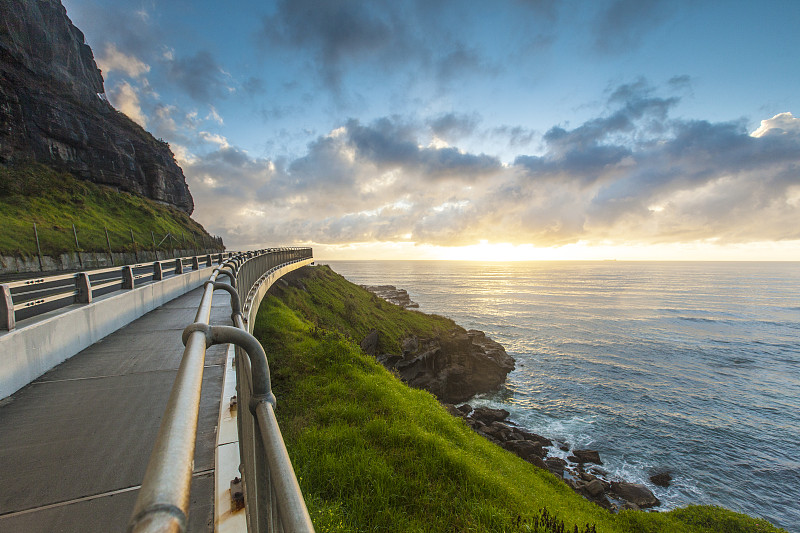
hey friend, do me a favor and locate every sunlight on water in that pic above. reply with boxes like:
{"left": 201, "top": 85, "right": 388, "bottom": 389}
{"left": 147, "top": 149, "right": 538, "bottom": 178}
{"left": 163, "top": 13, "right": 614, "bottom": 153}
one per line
{"left": 324, "top": 261, "right": 800, "bottom": 530}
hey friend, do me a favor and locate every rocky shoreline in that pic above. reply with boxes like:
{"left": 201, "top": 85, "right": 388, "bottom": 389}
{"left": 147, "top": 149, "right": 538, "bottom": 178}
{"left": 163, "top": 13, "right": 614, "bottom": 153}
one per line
{"left": 362, "top": 283, "right": 665, "bottom": 514}
{"left": 444, "top": 404, "right": 664, "bottom": 512}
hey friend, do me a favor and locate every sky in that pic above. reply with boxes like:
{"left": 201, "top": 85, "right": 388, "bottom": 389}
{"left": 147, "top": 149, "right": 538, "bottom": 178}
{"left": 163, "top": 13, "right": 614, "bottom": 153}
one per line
{"left": 61, "top": 0, "right": 800, "bottom": 260}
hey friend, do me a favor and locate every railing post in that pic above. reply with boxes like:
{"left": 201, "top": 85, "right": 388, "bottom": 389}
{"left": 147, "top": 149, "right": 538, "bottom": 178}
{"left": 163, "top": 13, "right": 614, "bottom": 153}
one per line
{"left": 123, "top": 266, "right": 134, "bottom": 289}
{"left": 76, "top": 273, "right": 92, "bottom": 304}
{"left": 175, "top": 259, "right": 183, "bottom": 275}
{"left": 33, "top": 222, "right": 44, "bottom": 271}
{"left": 73, "top": 223, "right": 83, "bottom": 268}
{"left": 1, "top": 284, "right": 15, "bottom": 331}
{"left": 205, "top": 254, "right": 212, "bottom": 267}
{"left": 192, "top": 256, "right": 199, "bottom": 270}
{"left": 154, "top": 261, "right": 163, "bottom": 281}
{"left": 131, "top": 228, "right": 139, "bottom": 262}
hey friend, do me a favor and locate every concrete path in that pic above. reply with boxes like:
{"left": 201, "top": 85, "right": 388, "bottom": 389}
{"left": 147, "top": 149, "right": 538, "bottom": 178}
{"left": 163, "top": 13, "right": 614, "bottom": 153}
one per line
{"left": 0, "top": 287, "right": 231, "bottom": 532}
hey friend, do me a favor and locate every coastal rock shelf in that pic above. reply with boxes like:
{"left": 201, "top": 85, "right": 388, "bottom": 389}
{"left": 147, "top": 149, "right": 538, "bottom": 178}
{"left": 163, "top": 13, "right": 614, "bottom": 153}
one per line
{"left": 362, "top": 285, "right": 419, "bottom": 309}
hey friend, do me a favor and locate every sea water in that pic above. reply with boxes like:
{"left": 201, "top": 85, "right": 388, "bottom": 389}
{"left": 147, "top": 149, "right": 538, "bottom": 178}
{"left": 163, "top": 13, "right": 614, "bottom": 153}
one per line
{"left": 322, "top": 261, "right": 800, "bottom": 530}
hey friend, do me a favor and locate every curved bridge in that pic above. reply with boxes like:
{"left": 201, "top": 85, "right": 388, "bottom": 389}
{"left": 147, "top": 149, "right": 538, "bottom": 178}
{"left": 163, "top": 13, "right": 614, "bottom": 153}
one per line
{"left": 0, "top": 248, "right": 315, "bottom": 532}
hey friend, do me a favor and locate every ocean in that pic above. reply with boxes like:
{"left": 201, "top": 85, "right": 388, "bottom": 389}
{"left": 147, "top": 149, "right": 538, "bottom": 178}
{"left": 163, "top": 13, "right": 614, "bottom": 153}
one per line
{"left": 322, "top": 261, "right": 800, "bottom": 531}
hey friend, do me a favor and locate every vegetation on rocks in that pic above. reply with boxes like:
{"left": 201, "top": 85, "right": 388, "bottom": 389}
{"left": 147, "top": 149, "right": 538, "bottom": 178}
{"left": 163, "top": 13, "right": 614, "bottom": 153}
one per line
{"left": 253, "top": 265, "right": 786, "bottom": 533}
{"left": 0, "top": 162, "right": 219, "bottom": 257}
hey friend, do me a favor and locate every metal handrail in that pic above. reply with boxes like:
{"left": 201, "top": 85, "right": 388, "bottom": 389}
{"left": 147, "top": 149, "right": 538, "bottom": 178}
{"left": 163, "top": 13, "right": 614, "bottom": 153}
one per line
{"left": 127, "top": 247, "right": 314, "bottom": 533}
{"left": 0, "top": 253, "right": 236, "bottom": 331}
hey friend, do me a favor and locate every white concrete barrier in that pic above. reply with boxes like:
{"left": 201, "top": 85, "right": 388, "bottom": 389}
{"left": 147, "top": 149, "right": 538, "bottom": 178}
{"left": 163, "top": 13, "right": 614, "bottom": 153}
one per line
{"left": 0, "top": 266, "right": 214, "bottom": 399}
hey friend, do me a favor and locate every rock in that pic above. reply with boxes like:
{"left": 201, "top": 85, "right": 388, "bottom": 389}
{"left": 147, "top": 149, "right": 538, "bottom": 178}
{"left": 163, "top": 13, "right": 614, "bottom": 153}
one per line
{"left": 0, "top": 0, "right": 193, "bottom": 212}
{"left": 466, "top": 418, "right": 485, "bottom": 430}
{"left": 456, "top": 404, "right": 472, "bottom": 414}
{"left": 527, "top": 455, "right": 548, "bottom": 470}
{"left": 502, "top": 440, "right": 545, "bottom": 461}
{"left": 360, "top": 329, "right": 379, "bottom": 356}
{"left": 584, "top": 479, "right": 605, "bottom": 497}
{"left": 478, "top": 421, "right": 513, "bottom": 441}
{"left": 516, "top": 428, "right": 553, "bottom": 448}
{"left": 559, "top": 443, "right": 570, "bottom": 452}
{"left": 610, "top": 482, "right": 661, "bottom": 509}
{"left": 470, "top": 407, "right": 510, "bottom": 424}
{"left": 545, "top": 457, "right": 566, "bottom": 477}
{"left": 443, "top": 403, "right": 462, "bottom": 418}
{"left": 619, "top": 502, "right": 640, "bottom": 512}
{"left": 649, "top": 472, "right": 672, "bottom": 487}
{"left": 401, "top": 336, "right": 419, "bottom": 356}
{"left": 476, "top": 427, "right": 500, "bottom": 444}
{"left": 568, "top": 449, "right": 603, "bottom": 465}
{"left": 376, "top": 353, "right": 402, "bottom": 367}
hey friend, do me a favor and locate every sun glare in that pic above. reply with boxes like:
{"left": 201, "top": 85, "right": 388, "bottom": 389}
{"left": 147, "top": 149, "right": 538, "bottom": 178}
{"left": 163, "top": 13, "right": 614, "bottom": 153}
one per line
{"left": 311, "top": 239, "right": 800, "bottom": 262}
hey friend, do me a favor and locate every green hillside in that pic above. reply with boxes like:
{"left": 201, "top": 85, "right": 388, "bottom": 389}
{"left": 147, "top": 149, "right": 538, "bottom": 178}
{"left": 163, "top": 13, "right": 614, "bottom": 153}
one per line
{"left": 0, "top": 162, "right": 220, "bottom": 257}
{"left": 253, "top": 265, "right": 785, "bottom": 533}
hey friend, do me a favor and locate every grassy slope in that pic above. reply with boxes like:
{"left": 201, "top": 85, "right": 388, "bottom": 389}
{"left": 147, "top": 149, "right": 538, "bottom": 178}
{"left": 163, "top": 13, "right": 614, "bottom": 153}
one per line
{"left": 0, "top": 162, "right": 218, "bottom": 256}
{"left": 253, "top": 265, "right": 785, "bottom": 533}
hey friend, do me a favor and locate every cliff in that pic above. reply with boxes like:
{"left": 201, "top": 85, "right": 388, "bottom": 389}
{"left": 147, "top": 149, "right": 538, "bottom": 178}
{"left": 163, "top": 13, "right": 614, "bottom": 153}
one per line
{"left": 0, "top": 0, "right": 193, "bottom": 213}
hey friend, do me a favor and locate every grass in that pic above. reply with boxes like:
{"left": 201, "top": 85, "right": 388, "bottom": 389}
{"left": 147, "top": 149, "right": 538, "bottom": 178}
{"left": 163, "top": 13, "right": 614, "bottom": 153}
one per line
{"left": 253, "top": 265, "right": 787, "bottom": 533}
{"left": 0, "top": 162, "right": 221, "bottom": 257}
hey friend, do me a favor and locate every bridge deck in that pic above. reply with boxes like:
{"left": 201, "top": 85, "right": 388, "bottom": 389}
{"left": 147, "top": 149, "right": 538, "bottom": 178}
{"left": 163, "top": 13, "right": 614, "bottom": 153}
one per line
{"left": 0, "top": 286, "right": 231, "bottom": 532}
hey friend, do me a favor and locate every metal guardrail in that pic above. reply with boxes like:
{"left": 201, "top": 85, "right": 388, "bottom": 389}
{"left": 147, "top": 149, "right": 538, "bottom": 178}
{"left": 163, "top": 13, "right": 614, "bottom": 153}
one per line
{"left": 127, "top": 247, "right": 315, "bottom": 533}
{"left": 0, "top": 253, "right": 237, "bottom": 331}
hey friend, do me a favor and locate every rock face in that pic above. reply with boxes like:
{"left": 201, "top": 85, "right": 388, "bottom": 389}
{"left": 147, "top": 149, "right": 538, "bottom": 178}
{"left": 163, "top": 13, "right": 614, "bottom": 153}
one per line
{"left": 376, "top": 329, "right": 515, "bottom": 404}
{"left": 362, "top": 285, "right": 419, "bottom": 308}
{"left": 0, "top": 0, "right": 194, "bottom": 213}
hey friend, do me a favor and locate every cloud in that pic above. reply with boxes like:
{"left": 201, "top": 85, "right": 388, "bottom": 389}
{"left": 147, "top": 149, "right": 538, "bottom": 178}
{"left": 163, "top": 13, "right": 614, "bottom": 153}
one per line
{"left": 491, "top": 125, "right": 537, "bottom": 147}
{"left": 107, "top": 81, "right": 146, "bottom": 127}
{"left": 96, "top": 43, "right": 150, "bottom": 78}
{"left": 591, "top": 0, "right": 678, "bottom": 54}
{"left": 183, "top": 81, "right": 798, "bottom": 251}
{"left": 164, "top": 50, "right": 230, "bottom": 103}
{"left": 428, "top": 113, "right": 481, "bottom": 140}
{"left": 344, "top": 117, "right": 502, "bottom": 180}
{"left": 259, "top": 0, "right": 405, "bottom": 89}
{"left": 256, "top": 0, "right": 505, "bottom": 98}
{"left": 198, "top": 131, "right": 230, "bottom": 149}
{"left": 750, "top": 112, "right": 800, "bottom": 138}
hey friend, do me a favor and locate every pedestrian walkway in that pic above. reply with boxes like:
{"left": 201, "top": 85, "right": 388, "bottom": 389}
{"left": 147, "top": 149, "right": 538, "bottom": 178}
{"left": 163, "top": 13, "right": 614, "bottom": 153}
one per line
{"left": 0, "top": 286, "right": 231, "bottom": 532}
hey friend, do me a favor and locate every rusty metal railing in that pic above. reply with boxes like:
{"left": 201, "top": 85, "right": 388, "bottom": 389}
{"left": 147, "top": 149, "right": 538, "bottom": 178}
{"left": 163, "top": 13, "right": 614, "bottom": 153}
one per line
{"left": 127, "top": 247, "right": 315, "bottom": 533}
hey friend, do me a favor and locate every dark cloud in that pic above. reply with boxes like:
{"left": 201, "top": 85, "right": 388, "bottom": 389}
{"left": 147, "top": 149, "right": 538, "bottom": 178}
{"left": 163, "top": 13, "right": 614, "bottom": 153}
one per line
{"left": 435, "top": 44, "right": 500, "bottom": 84}
{"left": 257, "top": 0, "right": 509, "bottom": 97}
{"left": 242, "top": 76, "right": 266, "bottom": 95}
{"left": 164, "top": 50, "right": 230, "bottom": 103}
{"left": 428, "top": 113, "right": 481, "bottom": 139}
{"left": 259, "top": 0, "right": 410, "bottom": 89}
{"left": 491, "top": 125, "right": 537, "bottom": 147}
{"left": 591, "top": 0, "right": 679, "bottom": 54}
{"left": 667, "top": 75, "right": 692, "bottom": 91}
{"left": 513, "top": 0, "right": 560, "bottom": 20}
{"left": 345, "top": 117, "right": 502, "bottom": 179}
